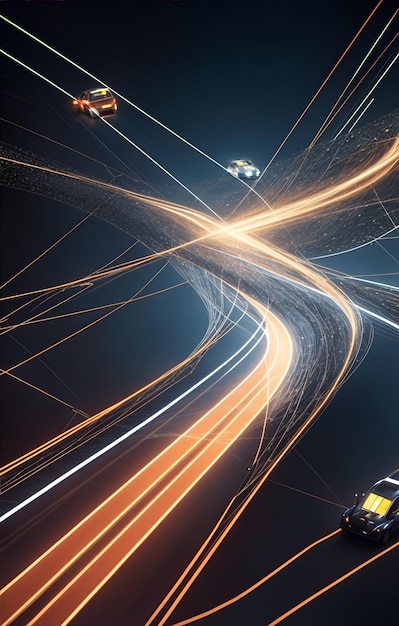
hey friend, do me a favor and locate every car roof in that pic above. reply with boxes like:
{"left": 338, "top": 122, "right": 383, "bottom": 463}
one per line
{"left": 88, "top": 87, "right": 112, "bottom": 95}
{"left": 370, "top": 473, "right": 399, "bottom": 499}
{"left": 388, "top": 469, "right": 399, "bottom": 482}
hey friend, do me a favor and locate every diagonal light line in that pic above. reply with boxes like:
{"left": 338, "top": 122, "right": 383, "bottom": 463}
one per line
{"left": 334, "top": 53, "right": 399, "bottom": 139}
{"left": 268, "top": 539, "right": 399, "bottom": 625}
{"left": 0, "top": 47, "right": 222, "bottom": 219}
{"left": 0, "top": 309, "right": 266, "bottom": 523}
{"left": 0, "top": 14, "right": 270, "bottom": 207}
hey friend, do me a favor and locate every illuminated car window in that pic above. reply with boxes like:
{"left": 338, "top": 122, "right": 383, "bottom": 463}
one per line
{"left": 89, "top": 90, "right": 112, "bottom": 101}
{"left": 362, "top": 492, "right": 392, "bottom": 515}
{"left": 235, "top": 160, "right": 251, "bottom": 166}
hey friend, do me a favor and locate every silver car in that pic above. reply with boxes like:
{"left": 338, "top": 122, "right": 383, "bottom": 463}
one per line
{"left": 227, "top": 159, "right": 261, "bottom": 180}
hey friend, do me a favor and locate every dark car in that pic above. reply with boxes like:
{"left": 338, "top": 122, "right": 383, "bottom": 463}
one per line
{"left": 72, "top": 88, "right": 117, "bottom": 118}
{"left": 340, "top": 470, "right": 399, "bottom": 544}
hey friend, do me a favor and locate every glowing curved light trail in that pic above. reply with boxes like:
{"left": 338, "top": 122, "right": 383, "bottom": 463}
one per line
{"left": 1, "top": 305, "right": 291, "bottom": 625}
{"left": 0, "top": 293, "right": 265, "bottom": 522}
{"left": 1, "top": 6, "right": 398, "bottom": 623}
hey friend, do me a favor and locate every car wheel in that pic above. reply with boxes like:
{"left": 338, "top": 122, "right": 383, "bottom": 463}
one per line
{"left": 381, "top": 530, "right": 390, "bottom": 545}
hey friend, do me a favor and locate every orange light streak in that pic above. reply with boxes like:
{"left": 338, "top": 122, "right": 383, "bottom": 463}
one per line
{"left": 0, "top": 370, "right": 87, "bottom": 416}
{"left": 268, "top": 540, "right": 399, "bottom": 625}
{"left": 0, "top": 212, "right": 93, "bottom": 291}
{"left": 1, "top": 280, "right": 186, "bottom": 334}
{"left": 310, "top": 22, "right": 399, "bottom": 147}
{"left": 232, "top": 137, "right": 399, "bottom": 233}
{"left": 2, "top": 129, "right": 377, "bottom": 497}
{"left": 1, "top": 91, "right": 395, "bottom": 624}
{"left": 0, "top": 324, "right": 223, "bottom": 477}
{"left": 1, "top": 305, "right": 291, "bottom": 625}
{"left": 147, "top": 277, "right": 359, "bottom": 625}
{"left": 169, "top": 530, "right": 341, "bottom": 625}
{"left": 236, "top": 0, "right": 385, "bottom": 206}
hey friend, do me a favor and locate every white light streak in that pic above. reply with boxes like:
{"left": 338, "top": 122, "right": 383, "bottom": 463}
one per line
{"left": 0, "top": 48, "right": 74, "bottom": 98}
{"left": 347, "top": 98, "right": 375, "bottom": 133}
{"left": 0, "top": 307, "right": 267, "bottom": 523}
{"left": 0, "top": 14, "right": 271, "bottom": 208}
{"left": 309, "top": 224, "right": 399, "bottom": 260}
{"left": 0, "top": 47, "right": 224, "bottom": 220}
{"left": 334, "top": 53, "right": 399, "bottom": 139}
{"left": 356, "top": 304, "right": 399, "bottom": 330}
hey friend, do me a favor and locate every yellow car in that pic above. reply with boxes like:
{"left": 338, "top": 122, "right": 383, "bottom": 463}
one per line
{"left": 73, "top": 88, "right": 117, "bottom": 118}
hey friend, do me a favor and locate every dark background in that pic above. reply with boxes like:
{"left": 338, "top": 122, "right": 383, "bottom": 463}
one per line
{"left": 1, "top": 1, "right": 398, "bottom": 624}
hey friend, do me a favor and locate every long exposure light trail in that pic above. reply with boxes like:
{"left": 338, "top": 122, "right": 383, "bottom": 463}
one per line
{"left": 0, "top": 370, "right": 85, "bottom": 415}
{"left": 311, "top": 8, "right": 398, "bottom": 145}
{"left": 334, "top": 52, "right": 399, "bottom": 139}
{"left": 0, "top": 47, "right": 226, "bottom": 218}
{"left": 0, "top": 281, "right": 247, "bottom": 479}
{"left": 0, "top": 265, "right": 253, "bottom": 494}
{"left": 0, "top": 14, "right": 234, "bottom": 176}
{"left": 246, "top": 0, "right": 385, "bottom": 186}
{"left": 0, "top": 280, "right": 186, "bottom": 334}
{"left": 29, "top": 358, "right": 276, "bottom": 625}
{"left": 0, "top": 209, "right": 93, "bottom": 292}
{"left": 2, "top": 134, "right": 384, "bottom": 488}
{"left": 317, "top": 30, "right": 398, "bottom": 141}
{"left": 3, "top": 125, "right": 391, "bottom": 501}
{"left": 1, "top": 257, "right": 168, "bottom": 338}
{"left": 1, "top": 304, "right": 292, "bottom": 625}
{"left": 310, "top": 223, "right": 399, "bottom": 259}
{"left": 355, "top": 304, "right": 399, "bottom": 330}
{"left": 1, "top": 125, "right": 386, "bottom": 520}
{"left": 146, "top": 298, "right": 358, "bottom": 625}
{"left": 268, "top": 539, "right": 399, "bottom": 626}
{"left": 1, "top": 264, "right": 171, "bottom": 377}
{"left": 0, "top": 291, "right": 266, "bottom": 521}
{"left": 168, "top": 529, "right": 341, "bottom": 625}
{"left": 1, "top": 6, "right": 398, "bottom": 621}
{"left": 234, "top": 136, "right": 399, "bottom": 232}
{"left": 347, "top": 97, "right": 375, "bottom": 133}
{"left": 1, "top": 127, "right": 395, "bottom": 624}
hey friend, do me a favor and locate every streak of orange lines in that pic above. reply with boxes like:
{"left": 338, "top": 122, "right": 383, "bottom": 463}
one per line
{"left": 1, "top": 4, "right": 396, "bottom": 617}
{"left": 4, "top": 132, "right": 396, "bottom": 477}
{"left": 147, "top": 291, "right": 356, "bottom": 626}
{"left": 0, "top": 308, "right": 218, "bottom": 478}
{"left": 169, "top": 530, "right": 341, "bottom": 625}
{"left": 1, "top": 306, "right": 291, "bottom": 625}
{"left": 268, "top": 540, "right": 399, "bottom": 625}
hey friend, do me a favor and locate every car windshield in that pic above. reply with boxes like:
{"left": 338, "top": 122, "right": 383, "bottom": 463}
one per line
{"left": 236, "top": 160, "right": 252, "bottom": 166}
{"left": 89, "top": 89, "right": 112, "bottom": 101}
{"left": 361, "top": 492, "right": 392, "bottom": 515}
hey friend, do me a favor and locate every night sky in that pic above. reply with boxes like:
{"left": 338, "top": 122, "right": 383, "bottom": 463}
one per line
{"left": 1, "top": 1, "right": 399, "bottom": 625}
